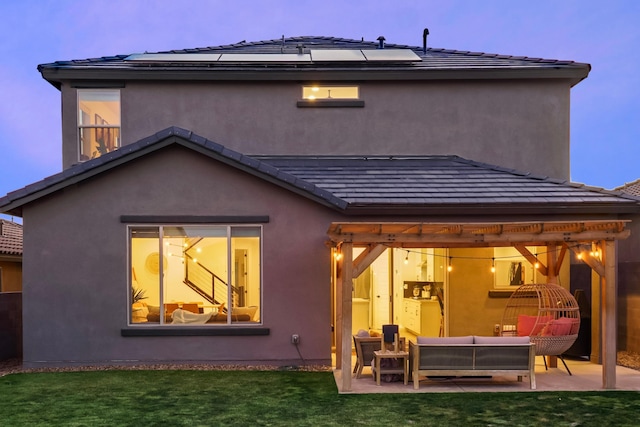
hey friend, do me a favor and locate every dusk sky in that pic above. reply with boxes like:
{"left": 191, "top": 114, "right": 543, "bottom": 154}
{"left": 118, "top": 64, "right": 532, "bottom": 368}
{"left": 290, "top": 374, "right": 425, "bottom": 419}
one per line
{"left": 1, "top": 1, "right": 639, "bottom": 221}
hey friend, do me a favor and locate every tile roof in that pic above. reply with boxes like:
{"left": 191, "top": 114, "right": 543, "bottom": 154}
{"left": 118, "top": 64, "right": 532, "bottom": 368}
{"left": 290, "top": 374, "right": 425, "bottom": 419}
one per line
{"left": 0, "top": 219, "right": 22, "bottom": 256}
{"left": 37, "top": 36, "right": 590, "bottom": 88}
{"left": 254, "top": 155, "right": 640, "bottom": 214}
{"left": 1, "top": 127, "right": 638, "bottom": 217}
{"left": 615, "top": 179, "right": 640, "bottom": 197}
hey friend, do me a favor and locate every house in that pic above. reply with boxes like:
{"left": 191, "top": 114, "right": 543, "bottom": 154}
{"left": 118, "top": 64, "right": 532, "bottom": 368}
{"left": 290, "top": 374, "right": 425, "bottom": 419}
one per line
{"left": 1, "top": 34, "right": 638, "bottom": 391}
{"left": 613, "top": 180, "right": 640, "bottom": 355}
{"left": 0, "top": 218, "right": 22, "bottom": 292}
{"left": 0, "top": 218, "right": 22, "bottom": 359}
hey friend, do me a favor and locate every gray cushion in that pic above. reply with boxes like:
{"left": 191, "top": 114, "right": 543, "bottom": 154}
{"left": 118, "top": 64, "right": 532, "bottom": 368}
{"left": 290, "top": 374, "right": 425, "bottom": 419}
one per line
{"left": 417, "top": 336, "right": 474, "bottom": 345}
{"left": 473, "top": 335, "right": 530, "bottom": 344}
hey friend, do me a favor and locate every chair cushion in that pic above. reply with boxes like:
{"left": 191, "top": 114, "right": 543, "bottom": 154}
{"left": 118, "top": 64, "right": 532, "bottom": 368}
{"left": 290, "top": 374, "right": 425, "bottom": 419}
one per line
{"left": 541, "top": 317, "right": 574, "bottom": 336}
{"left": 473, "top": 335, "right": 530, "bottom": 344}
{"left": 417, "top": 336, "right": 474, "bottom": 345}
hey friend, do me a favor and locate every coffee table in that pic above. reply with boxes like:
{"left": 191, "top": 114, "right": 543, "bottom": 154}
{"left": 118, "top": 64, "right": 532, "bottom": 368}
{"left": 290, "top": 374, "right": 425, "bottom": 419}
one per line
{"left": 374, "top": 350, "right": 409, "bottom": 385}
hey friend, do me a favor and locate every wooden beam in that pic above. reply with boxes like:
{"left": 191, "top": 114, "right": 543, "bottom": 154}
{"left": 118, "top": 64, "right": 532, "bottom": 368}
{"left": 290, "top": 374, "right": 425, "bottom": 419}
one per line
{"left": 554, "top": 243, "right": 568, "bottom": 277}
{"left": 328, "top": 230, "right": 630, "bottom": 245}
{"left": 514, "top": 244, "right": 549, "bottom": 276}
{"left": 569, "top": 246, "right": 606, "bottom": 277}
{"left": 340, "top": 243, "right": 353, "bottom": 392}
{"left": 602, "top": 240, "right": 617, "bottom": 389}
{"left": 352, "top": 244, "right": 387, "bottom": 278}
{"left": 546, "top": 243, "right": 557, "bottom": 283}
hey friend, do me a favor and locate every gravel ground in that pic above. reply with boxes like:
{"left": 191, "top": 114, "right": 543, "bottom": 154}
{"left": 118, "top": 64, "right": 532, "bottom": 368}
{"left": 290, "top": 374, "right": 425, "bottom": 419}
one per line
{"left": 1, "top": 353, "right": 639, "bottom": 377}
{"left": 0, "top": 358, "right": 331, "bottom": 377}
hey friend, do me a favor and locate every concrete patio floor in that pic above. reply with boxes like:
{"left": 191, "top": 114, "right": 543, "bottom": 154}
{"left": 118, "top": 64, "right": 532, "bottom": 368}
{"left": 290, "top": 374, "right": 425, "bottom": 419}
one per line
{"left": 334, "top": 356, "right": 640, "bottom": 394}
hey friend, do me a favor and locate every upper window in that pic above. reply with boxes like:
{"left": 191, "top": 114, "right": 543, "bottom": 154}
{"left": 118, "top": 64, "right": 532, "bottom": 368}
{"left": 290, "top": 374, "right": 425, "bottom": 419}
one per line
{"left": 129, "top": 225, "right": 262, "bottom": 326}
{"left": 298, "top": 85, "right": 363, "bottom": 108}
{"left": 302, "top": 86, "right": 359, "bottom": 100}
{"left": 78, "top": 89, "right": 121, "bottom": 161}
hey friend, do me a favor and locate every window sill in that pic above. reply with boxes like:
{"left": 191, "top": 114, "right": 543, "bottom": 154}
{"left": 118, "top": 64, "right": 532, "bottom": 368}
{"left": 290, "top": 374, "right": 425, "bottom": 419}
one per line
{"left": 121, "top": 326, "right": 270, "bottom": 337}
{"left": 297, "top": 100, "right": 364, "bottom": 108}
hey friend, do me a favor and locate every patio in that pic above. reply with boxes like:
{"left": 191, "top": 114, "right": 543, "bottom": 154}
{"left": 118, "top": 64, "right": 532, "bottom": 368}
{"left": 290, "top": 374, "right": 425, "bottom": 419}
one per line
{"left": 334, "top": 356, "right": 640, "bottom": 394}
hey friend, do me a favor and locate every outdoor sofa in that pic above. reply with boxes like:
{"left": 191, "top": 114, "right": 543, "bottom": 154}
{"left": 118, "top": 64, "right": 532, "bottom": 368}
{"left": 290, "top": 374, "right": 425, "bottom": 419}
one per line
{"left": 409, "top": 335, "right": 536, "bottom": 390}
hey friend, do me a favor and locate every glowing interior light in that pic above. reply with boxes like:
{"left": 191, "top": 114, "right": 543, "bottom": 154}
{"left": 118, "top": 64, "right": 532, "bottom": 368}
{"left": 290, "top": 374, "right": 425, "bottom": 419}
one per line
{"left": 312, "top": 87, "right": 319, "bottom": 92}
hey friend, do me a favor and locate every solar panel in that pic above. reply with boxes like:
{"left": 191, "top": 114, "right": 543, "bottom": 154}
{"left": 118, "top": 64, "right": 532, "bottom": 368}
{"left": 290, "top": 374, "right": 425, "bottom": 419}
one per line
{"left": 361, "top": 49, "right": 422, "bottom": 62}
{"left": 123, "top": 49, "right": 420, "bottom": 64}
{"left": 218, "top": 53, "right": 311, "bottom": 62}
{"left": 310, "top": 50, "right": 367, "bottom": 62}
{"left": 124, "top": 53, "right": 222, "bottom": 62}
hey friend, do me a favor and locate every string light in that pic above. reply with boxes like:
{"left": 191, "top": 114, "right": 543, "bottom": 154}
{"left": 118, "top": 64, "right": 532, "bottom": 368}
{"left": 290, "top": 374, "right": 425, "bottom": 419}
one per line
{"left": 384, "top": 244, "right": 599, "bottom": 268}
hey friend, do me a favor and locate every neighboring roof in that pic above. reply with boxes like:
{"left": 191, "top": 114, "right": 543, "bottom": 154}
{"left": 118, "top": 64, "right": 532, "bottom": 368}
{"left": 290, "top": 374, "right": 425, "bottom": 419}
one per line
{"left": 37, "top": 36, "right": 590, "bottom": 88}
{"left": 615, "top": 179, "right": 640, "bottom": 197}
{"left": 0, "top": 219, "right": 22, "bottom": 257}
{"left": 1, "top": 127, "right": 638, "bottom": 218}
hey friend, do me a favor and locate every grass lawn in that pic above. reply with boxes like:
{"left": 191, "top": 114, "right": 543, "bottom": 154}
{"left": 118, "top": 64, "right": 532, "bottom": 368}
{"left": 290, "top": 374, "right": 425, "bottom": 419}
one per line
{"left": 1, "top": 370, "right": 639, "bottom": 426}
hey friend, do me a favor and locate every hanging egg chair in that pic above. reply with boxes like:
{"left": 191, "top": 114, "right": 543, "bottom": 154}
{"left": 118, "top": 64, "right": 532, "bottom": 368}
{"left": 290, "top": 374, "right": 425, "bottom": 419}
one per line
{"left": 500, "top": 283, "right": 580, "bottom": 375}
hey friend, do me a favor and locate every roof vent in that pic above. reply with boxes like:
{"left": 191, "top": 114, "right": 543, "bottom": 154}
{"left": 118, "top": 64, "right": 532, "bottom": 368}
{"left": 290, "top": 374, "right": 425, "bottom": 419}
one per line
{"left": 423, "top": 28, "right": 429, "bottom": 53}
{"left": 377, "top": 36, "right": 385, "bottom": 49}
{"left": 296, "top": 43, "right": 305, "bottom": 55}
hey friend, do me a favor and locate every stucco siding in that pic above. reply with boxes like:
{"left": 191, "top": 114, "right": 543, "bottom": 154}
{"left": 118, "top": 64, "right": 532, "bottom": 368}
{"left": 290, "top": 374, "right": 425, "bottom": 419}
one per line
{"left": 62, "top": 79, "right": 570, "bottom": 180}
{"left": 22, "top": 145, "right": 338, "bottom": 367}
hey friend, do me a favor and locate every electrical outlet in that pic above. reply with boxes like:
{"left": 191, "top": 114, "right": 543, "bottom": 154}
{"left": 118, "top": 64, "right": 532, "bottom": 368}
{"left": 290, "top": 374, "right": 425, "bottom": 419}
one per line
{"left": 291, "top": 334, "right": 300, "bottom": 344}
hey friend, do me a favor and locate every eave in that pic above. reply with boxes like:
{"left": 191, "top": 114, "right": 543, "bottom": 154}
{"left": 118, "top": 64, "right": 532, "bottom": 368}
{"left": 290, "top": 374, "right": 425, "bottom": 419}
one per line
{"left": 39, "top": 66, "right": 589, "bottom": 90}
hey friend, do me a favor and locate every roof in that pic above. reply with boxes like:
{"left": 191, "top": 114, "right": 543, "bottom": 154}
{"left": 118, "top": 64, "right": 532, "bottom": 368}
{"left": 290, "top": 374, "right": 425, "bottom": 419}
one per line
{"left": 1, "top": 127, "right": 637, "bottom": 218}
{"left": 0, "top": 219, "right": 22, "bottom": 257}
{"left": 615, "top": 179, "right": 640, "bottom": 197}
{"left": 253, "top": 155, "right": 640, "bottom": 215}
{"left": 37, "top": 36, "right": 591, "bottom": 88}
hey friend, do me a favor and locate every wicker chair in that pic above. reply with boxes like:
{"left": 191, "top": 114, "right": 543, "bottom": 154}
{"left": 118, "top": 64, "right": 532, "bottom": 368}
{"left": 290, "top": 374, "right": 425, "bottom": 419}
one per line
{"left": 500, "top": 283, "right": 580, "bottom": 375}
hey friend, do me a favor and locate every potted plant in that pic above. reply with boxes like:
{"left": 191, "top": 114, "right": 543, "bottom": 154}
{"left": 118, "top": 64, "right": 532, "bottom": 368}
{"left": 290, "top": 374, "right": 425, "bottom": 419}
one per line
{"left": 131, "top": 287, "right": 149, "bottom": 322}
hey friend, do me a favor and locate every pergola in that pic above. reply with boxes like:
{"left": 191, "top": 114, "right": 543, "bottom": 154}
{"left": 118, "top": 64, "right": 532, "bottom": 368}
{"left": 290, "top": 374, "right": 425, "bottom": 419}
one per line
{"left": 328, "top": 219, "right": 630, "bottom": 392}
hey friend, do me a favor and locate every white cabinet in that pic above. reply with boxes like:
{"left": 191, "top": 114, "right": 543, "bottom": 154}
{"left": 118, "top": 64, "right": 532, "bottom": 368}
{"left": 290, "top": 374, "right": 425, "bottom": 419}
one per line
{"left": 403, "top": 298, "right": 441, "bottom": 336}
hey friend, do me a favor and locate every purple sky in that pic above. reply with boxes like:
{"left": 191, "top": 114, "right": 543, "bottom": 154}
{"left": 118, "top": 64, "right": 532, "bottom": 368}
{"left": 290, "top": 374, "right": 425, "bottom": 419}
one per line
{"left": 1, "top": 0, "right": 639, "bottom": 221}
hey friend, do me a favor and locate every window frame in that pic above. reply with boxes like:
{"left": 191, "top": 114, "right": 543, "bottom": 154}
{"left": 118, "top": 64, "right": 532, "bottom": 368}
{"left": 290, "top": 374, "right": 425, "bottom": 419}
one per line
{"left": 77, "top": 89, "right": 121, "bottom": 162}
{"left": 126, "top": 223, "right": 263, "bottom": 328}
{"left": 297, "top": 84, "right": 364, "bottom": 108}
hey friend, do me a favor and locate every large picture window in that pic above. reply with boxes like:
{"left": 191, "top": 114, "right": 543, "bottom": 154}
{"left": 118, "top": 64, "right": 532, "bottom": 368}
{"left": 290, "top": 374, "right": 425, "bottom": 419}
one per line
{"left": 129, "top": 225, "right": 261, "bottom": 326}
{"left": 78, "top": 89, "right": 121, "bottom": 161}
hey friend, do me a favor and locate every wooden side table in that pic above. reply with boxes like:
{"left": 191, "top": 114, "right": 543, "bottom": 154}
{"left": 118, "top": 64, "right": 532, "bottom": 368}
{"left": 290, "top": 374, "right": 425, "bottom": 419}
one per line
{"left": 374, "top": 350, "right": 409, "bottom": 385}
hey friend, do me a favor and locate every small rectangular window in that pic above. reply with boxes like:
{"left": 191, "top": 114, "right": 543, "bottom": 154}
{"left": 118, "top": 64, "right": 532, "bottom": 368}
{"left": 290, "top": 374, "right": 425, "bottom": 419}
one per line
{"left": 298, "top": 85, "right": 363, "bottom": 108}
{"left": 78, "top": 89, "right": 121, "bottom": 161}
{"left": 302, "top": 86, "right": 359, "bottom": 100}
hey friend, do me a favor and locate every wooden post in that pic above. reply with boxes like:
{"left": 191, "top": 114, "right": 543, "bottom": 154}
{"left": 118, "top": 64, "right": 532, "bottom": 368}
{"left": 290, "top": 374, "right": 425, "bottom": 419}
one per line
{"left": 340, "top": 243, "right": 354, "bottom": 392}
{"left": 602, "top": 240, "right": 617, "bottom": 389}
{"left": 546, "top": 244, "right": 558, "bottom": 368}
